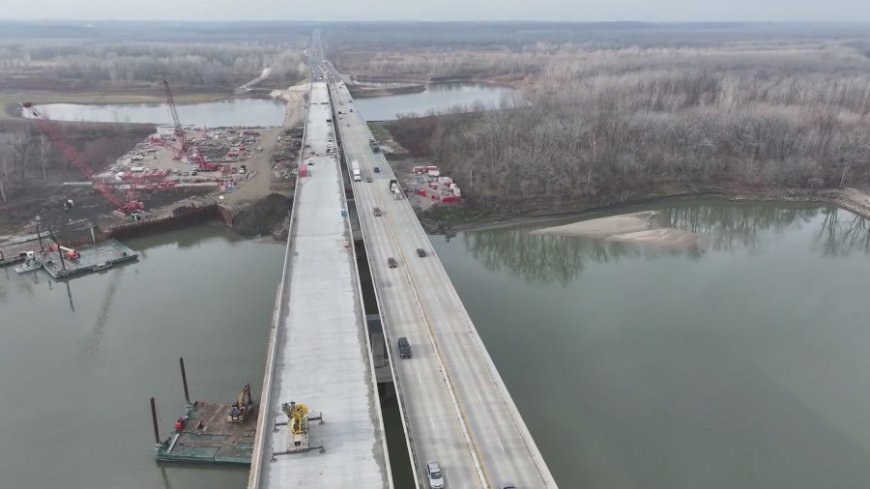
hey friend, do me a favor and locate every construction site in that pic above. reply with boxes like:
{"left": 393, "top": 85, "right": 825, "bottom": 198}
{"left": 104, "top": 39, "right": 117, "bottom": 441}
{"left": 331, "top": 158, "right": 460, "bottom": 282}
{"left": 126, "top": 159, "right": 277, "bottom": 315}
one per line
{"left": 0, "top": 80, "right": 308, "bottom": 280}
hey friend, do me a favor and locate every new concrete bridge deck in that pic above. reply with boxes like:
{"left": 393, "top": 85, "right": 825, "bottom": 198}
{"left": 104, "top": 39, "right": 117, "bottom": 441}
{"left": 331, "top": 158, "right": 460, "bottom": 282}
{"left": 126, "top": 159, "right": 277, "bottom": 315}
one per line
{"left": 248, "top": 81, "right": 391, "bottom": 489}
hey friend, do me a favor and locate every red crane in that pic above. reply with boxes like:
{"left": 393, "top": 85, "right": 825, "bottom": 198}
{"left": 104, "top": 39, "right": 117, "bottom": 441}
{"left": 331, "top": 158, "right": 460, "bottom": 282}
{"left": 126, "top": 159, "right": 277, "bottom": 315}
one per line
{"left": 22, "top": 102, "right": 144, "bottom": 214}
{"left": 162, "top": 79, "right": 187, "bottom": 159}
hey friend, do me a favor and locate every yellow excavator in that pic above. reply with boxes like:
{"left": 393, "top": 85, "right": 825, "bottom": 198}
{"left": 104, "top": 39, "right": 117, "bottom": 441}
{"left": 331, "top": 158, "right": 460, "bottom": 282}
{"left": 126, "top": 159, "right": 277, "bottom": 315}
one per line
{"left": 227, "top": 384, "right": 255, "bottom": 424}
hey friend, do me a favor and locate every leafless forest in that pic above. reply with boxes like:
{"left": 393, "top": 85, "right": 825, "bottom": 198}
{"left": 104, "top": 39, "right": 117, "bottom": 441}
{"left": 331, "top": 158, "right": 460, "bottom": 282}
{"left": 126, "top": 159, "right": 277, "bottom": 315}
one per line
{"left": 0, "top": 40, "right": 307, "bottom": 90}
{"left": 412, "top": 40, "right": 870, "bottom": 206}
{"left": 322, "top": 23, "right": 870, "bottom": 208}
{"left": 0, "top": 120, "right": 153, "bottom": 204}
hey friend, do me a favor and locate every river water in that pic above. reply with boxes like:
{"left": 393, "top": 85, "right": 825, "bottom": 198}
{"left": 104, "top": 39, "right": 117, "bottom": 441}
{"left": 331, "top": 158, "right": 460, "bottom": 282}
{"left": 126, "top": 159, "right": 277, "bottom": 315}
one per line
{"left": 0, "top": 224, "right": 283, "bottom": 489}
{"left": 22, "top": 83, "right": 512, "bottom": 126}
{"left": 22, "top": 98, "right": 287, "bottom": 127}
{"left": 4, "top": 198, "right": 868, "bottom": 488}
{"left": 430, "top": 200, "right": 870, "bottom": 489}
{"left": 352, "top": 82, "right": 515, "bottom": 121}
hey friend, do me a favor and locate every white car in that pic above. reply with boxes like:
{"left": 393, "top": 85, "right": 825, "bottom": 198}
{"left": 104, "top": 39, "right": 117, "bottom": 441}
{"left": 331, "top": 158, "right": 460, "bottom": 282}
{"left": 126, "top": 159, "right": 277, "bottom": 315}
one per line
{"left": 426, "top": 461, "right": 444, "bottom": 489}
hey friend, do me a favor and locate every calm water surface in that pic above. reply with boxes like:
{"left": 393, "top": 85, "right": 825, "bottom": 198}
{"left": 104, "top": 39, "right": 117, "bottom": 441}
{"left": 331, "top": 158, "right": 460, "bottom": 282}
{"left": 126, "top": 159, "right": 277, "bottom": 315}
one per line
{"left": 431, "top": 200, "right": 870, "bottom": 489}
{"left": 353, "top": 82, "right": 515, "bottom": 121}
{"left": 0, "top": 224, "right": 283, "bottom": 489}
{"left": 24, "top": 82, "right": 512, "bottom": 126}
{"left": 23, "top": 98, "right": 286, "bottom": 127}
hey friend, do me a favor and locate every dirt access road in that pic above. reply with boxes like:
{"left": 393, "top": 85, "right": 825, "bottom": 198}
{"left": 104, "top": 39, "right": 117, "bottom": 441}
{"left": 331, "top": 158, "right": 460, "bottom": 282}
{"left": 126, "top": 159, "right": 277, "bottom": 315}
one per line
{"left": 220, "top": 84, "right": 308, "bottom": 206}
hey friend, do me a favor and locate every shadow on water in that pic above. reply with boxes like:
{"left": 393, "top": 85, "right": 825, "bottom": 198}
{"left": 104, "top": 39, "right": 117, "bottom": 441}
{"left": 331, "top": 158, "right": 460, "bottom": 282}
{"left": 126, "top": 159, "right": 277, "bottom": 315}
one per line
{"left": 131, "top": 223, "right": 247, "bottom": 252}
{"left": 81, "top": 268, "right": 123, "bottom": 353}
{"left": 463, "top": 202, "right": 870, "bottom": 284}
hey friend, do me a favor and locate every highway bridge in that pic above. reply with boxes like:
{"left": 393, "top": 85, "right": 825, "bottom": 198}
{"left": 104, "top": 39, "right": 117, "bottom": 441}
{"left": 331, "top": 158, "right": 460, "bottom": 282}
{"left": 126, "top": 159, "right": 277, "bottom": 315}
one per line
{"left": 247, "top": 81, "right": 392, "bottom": 489}
{"left": 248, "top": 33, "right": 557, "bottom": 489}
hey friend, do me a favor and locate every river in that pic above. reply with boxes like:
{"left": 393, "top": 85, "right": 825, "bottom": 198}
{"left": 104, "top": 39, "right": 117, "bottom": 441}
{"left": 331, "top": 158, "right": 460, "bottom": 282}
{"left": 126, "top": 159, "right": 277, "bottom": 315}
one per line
{"left": 22, "top": 83, "right": 513, "bottom": 126}
{"left": 4, "top": 196, "right": 868, "bottom": 488}
{"left": 352, "top": 82, "right": 515, "bottom": 121}
{"left": 430, "top": 200, "right": 870, "bottom": 489}
{"left": 21, "top": 98, "right": 287, "bottom": 127}
{"left": 0, "top": 224, "right": 283, "bottom": 489}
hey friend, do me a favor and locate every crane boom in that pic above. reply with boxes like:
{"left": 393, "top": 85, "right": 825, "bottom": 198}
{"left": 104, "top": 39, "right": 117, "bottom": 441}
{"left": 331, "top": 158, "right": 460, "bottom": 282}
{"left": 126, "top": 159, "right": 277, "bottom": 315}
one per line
{"left": 162, "top": 79, "right": 187, "bottom": 156}
{"left": 22, "top": 103, "right": 143, "bottom": 214}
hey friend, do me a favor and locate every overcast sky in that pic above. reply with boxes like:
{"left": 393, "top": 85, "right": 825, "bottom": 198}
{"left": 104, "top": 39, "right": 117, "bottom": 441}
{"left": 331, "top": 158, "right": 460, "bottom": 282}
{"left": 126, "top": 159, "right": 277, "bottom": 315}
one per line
{"left": 3, "top": 0, "right": 870, "bottom": 22}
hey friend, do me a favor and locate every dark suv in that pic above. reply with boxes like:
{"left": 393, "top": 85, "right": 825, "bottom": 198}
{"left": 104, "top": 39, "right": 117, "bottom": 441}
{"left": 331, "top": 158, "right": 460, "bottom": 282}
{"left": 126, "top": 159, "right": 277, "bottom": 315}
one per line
{"left": 387, "top": 257, "right": 397, "bottom": 268}
{"left": 416, "top": 248, "right": 427, "bottom": 257}
{"left": 397, "top": 337, "right": 412, "bottom": 359}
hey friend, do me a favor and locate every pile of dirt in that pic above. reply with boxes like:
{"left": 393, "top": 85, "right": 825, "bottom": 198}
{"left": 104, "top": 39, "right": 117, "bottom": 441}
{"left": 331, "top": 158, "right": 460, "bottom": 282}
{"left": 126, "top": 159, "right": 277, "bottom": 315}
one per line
{"left": 231, "top": 193, "right": 292, "bottom": 237}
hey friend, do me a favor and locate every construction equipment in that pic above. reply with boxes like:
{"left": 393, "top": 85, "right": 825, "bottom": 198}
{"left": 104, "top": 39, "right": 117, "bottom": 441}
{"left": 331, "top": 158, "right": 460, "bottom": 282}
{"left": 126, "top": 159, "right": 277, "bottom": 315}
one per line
{"left": 61, "top": 246, "right": 80, "bottom": 261}
{"left": 48, "top": 243, "right": 80, "bottom": 260}
{"left": 227, "top": 384, "right": 255, "bottom": 424}
{"left": 22, "top": 103, "right": 144, "bottom": 214}
{"left": 281, "top": 401, "right": 320, "bottom": 452}
{"left": 191, "top": 150, "right": 222, "bottom": 172}
{"left": 162, "top": 79, "right": 187, "bottom": 160}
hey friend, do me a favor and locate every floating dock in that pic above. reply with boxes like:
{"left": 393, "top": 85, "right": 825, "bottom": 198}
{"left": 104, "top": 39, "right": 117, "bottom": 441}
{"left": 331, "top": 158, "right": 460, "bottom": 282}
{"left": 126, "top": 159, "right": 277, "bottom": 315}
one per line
{"left": 154, "top": 400, "right": 257, "bottom": 465}
{"left": 0, "top": 253, "right": 26, "bottom": 267}
{"left": 42, "top": 240, "right": 138, "bottom": 279}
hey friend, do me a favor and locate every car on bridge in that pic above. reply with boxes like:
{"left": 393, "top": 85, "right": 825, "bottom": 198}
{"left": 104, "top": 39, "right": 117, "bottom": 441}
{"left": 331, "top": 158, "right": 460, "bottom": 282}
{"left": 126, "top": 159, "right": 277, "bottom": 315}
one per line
{"left": 373, "top": 207, "right": 383, "bottom": 217}
{"left": 387, "top": 257, "right": 397, "bottom": 268}
{"left": 397, "top": 337, "right": 412, "bottom": 359}
{"left": 416, "top": 248, "right": 427, "bottom": 257}
{"left": 426, "top": 461, "right": 445, "bottom": 489}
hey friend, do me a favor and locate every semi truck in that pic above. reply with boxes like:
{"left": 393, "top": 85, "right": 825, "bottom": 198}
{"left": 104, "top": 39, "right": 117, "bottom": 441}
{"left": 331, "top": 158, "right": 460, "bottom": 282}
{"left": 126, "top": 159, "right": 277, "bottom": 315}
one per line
{"left": 388, "top": 179, "right": 402, "bottom": 200}
{"left": 351, "top": 160, "right": 361, "bottom": 181}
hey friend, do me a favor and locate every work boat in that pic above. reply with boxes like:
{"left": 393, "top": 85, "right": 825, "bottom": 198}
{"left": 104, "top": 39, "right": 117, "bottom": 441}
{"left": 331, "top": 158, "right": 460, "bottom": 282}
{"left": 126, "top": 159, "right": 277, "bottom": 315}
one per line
{"left": 14, "top": 252, "right": 43, "bottom": 274}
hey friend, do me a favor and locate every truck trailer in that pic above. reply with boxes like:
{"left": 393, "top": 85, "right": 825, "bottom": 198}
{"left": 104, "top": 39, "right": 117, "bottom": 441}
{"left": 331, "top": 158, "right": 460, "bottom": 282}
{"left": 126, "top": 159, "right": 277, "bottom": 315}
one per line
{"left": 351, "top": 160, "right": 361, "bottom": 181}
{"left": 388, "top": 179, "right": 402, "bottom": 200}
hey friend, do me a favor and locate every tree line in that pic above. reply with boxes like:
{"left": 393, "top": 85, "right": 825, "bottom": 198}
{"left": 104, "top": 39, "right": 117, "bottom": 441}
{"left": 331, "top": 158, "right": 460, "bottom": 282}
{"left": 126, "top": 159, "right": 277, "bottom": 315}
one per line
{"left": 0, "top": 121, "right": 153, "bottom": 204}
{"left": 426, "top": 42, "right": 870, "bottom": 207}
{"left": 0, "top": 40, "right": 307, "bottom": 88}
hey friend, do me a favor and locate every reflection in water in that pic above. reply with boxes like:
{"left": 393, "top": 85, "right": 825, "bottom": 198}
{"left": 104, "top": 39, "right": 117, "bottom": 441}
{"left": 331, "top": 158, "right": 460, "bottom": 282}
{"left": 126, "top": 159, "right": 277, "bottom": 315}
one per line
{"left": 65, "top": 280, "right": 75, "bottom": 312}
{"left": 160, "top": 466, "right": 175, "bottom": 489}
{"left": 464, "top": 230, "right": 692, "bottom": 285}
{"left": 658, "top": 204, "right": 817, "bottom": 251}
{"left": 82, "top": 269, "right": 123, "bottom": 353}
{"left": 814, "top": 207, "right": 870, "bottom": 256}
{"left": 465, "top": 204, "right": 870, "bottom": 284}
